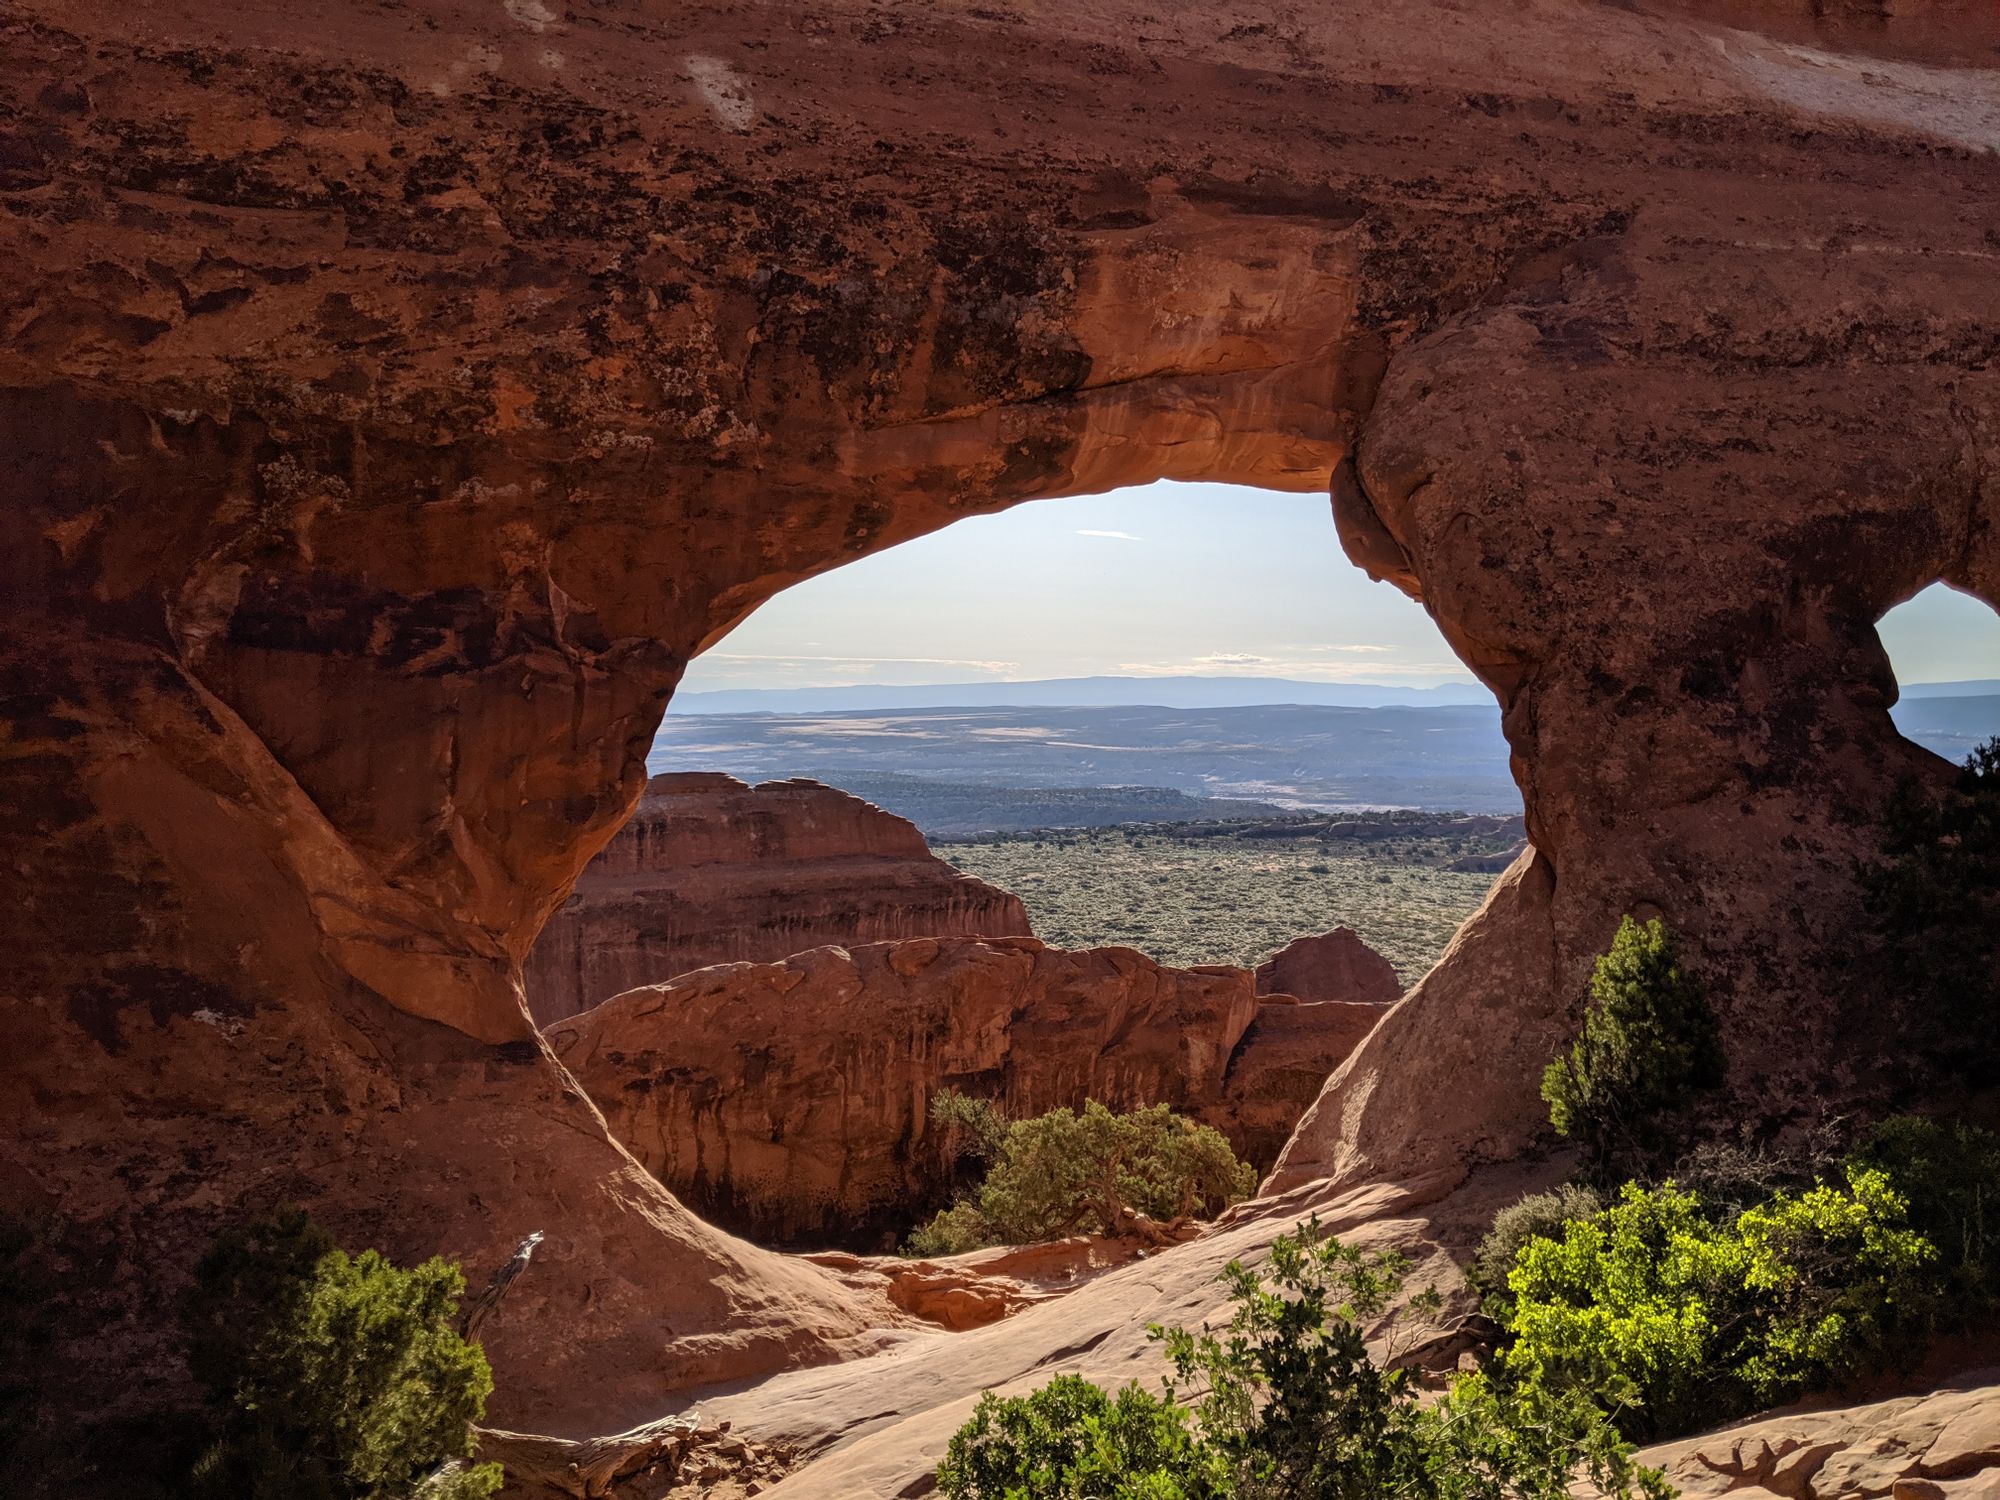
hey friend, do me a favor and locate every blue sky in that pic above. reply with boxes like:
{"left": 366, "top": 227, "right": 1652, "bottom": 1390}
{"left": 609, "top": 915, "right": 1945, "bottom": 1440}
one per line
{"left": 682, "top": 481, "right": 1999, "bottom": 692}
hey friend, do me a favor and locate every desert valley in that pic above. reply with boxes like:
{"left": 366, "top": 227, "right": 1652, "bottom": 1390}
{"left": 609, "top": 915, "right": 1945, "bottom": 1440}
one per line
{"left": 4, "top": 2, "right": 2000, "bottom": 1498}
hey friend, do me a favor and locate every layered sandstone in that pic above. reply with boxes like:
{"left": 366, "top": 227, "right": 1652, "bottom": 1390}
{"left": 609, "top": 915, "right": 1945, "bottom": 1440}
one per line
{"left": 5, "top": 0, "right": 2000, "bottom": 1471}
{"left": 549, "top": 936, "right": 1376, "bottom": 1247}
{"left": 1255, "top": 927, "right": 1403, "bottom": 1006}
{"left": 522, "top": 773, "right": 1029, "bottom": 1024}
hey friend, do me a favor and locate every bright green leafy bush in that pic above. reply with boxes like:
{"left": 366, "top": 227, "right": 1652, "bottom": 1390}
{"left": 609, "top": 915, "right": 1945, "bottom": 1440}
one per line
{"left": 908, "top": 1101, "right": 1255, "bottom": 1255}
{"left": 181, "top": 1208, "right": 502, "bottom": 1500}
{"left": 1542, "top": 917, "right": 1725, "bottom": 1183}
{"left": 936, "top": 1222, "right": 1667, "bottom": 1500}
{"left": 938, "top": 1374, "right": 1220, "bottom": 1500}
{"left": 1500, "top": 1171, "right": 1937, "bottom": 1439}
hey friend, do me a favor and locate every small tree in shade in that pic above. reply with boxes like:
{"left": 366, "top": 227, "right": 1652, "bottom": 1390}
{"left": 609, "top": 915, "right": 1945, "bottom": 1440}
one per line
{"left": 1542, "top": 917, "right": 1725, "bottom": 1183}
{"left": 1861, "top": 737, "right": 2000, "bottom": 1077}
{"left": 181, "top": 1208, "right": 502, "bottom": 1500}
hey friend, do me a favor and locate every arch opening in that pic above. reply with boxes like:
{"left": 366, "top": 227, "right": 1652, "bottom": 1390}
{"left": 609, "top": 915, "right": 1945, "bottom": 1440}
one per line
{"left": 527, "top": 477, "right": 1530, "bottom": 1248}
{"left": 1880, "top": 581, "right": 2000, "bottom": 768}
{"left": 652, "top": 479, "right": 1522, "bottom": 979}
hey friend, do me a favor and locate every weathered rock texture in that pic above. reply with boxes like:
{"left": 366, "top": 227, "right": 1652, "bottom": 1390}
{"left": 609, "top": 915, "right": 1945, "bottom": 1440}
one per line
{"left": 1255, "top": 927, "right": 1403, "bottom": 1006}
{"left": 5, "top": 0, "right": 2000, "bottom": 1475}
{"left": 522, "top": 772, "right": 1029, "bottom": 1025}
{"left": 1224, "top": 997, "right": 1396, "bottom": 1170}
{"left": 549, "top": 936, "right": 1373, "bottom": 1246}
{"left": 1637, "top": 1366, "right": 2000, "bottom": 1500}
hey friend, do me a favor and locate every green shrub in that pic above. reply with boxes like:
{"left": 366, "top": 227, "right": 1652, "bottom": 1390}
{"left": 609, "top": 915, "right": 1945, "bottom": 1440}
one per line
{"left": 1500, "top": 1172, "right": 1937, "bottom": 1439}
{"left": 938, "top": 1221, "right": 1666, "bottom": 1500}
{"left": 908, "top": 1101, "right": 1255, "bottom": 1255}
{"left": 1470, "top": 1183, "right": 1605, "bottom": 1310}
{"left": 937, "top": 1374, "right": 1219, "bottom": 1500}
{"left": 1861, "top": 738, "right": 2000, "bottom": 1074}
{"left": 1542, "top": 917, "right": 1725, "bottom": 1183}
{"left": 931, "top": 1088, "right": 1010, "bottom": 1163}
{"left": 1850, "top": 1115, "right": 2000, "bottom": 1314}
{"left": 181, "top": 1208, "right": 502, "bottom": 1500}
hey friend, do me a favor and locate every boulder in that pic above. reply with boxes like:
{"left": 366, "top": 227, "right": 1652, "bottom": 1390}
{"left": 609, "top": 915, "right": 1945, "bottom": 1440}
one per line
{"left": 1254, "top": 927, "right": 1403, "bottom": 1006}
{"left": 1221, "top": 998, "right": 1394, "bottom": 1167}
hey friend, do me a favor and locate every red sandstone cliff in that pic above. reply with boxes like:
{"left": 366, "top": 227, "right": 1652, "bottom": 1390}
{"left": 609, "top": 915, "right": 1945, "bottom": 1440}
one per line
{"left": 523, "top": 773, "right": 1029, "bottom": 1025}
{"left": 548, "top": 936, "right": 1380, "bottom": 1248}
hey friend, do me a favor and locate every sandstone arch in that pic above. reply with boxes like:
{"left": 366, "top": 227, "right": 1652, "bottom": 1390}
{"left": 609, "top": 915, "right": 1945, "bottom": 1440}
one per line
{"left": 3, "top": 0, "right": 1999, "bottom": 1472}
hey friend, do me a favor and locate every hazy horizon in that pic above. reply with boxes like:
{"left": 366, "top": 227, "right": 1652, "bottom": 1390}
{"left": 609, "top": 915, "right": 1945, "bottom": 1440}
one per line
{"left": 679, "top": 481, "right": 1999, "bottom": 699}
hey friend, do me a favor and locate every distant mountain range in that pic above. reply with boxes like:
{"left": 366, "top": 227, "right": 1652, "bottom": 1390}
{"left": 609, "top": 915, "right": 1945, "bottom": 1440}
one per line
{"left": 650, "top": 685, "right": 2000, "bottom": 834}
{"left": 1899, "top": 680, "right": 2000, "bottom": 699}
{"left": 670, "top": 674, "right": 1496, "bottom": 714}
{"left": 671, "top": 675, "right": 2000, "bottom": 716}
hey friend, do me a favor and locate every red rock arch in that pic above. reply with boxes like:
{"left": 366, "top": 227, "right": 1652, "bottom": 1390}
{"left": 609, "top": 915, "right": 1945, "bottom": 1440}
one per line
{"left": 3, "top": 0, "right": 1997, "bottom": 1459}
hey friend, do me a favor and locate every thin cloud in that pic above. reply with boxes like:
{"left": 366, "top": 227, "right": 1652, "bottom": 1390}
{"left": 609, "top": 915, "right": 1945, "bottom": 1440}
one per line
{"left": 1116, "top": 655, "right": 1472, "bottom": 682}
{"left": 704, "top": 652, "right": 1021, "bottom": 674}
{"left": 1075, "top": 528, "right": 1143, "bottom": 541}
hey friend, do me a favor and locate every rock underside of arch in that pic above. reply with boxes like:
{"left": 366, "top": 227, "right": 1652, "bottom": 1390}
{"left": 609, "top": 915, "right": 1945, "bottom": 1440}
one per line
{"left": 2, "top": 0, "right": 1998, "bottom": 1484}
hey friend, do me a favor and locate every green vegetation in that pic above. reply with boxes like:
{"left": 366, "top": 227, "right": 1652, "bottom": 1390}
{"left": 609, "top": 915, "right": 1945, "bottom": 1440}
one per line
{"left": 945, "top": 824, "right": 1506, "bottom": 979}
{"left": 939, "top": 1374, "right": 1218, "bottom": 1500}
{"left": 1542, "top": 917, "right": 1725, "bottom": 1184}
{"left": 937, "top": 1222, "right": 1667, "bottom": 1500}
{"left": 909, "top": 1101, "right": 1255, "bottom": 1256}
{"left": 1500, "top": 914, "right": 2000, "bottom": 1440}
{"left": 948, "top": 758, "right": 2000, "bottom": 1489}
{"left": 1469, "top": 1183, "right": 1604, "bottom": 1312}
{"left": 1851, "top": 1115, "right": 2000, "bottom": 1310}
{"left": 1472, "top": 1100, "right": 2000, "bottom": 1442}
{"left": 1498, "top": 1172, "right": 1937, "bottom": 1440}
{"left": 181, "top": 1208, "right": 501, "bottom": 1500}
{"left": 1862, "top": 736, "right": 2000, "bottom": 1075}
{"left": 939, "top": 1117, "right": 2000, "bottom": 1500}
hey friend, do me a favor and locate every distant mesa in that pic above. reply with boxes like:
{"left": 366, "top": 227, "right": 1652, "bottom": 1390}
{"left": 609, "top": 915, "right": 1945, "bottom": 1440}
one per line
{"left": 523, "top": 773, "right": 1031, "bottom": 1025}
{"left": 1448, "top": 840, "right": 1529, "bottom": 873}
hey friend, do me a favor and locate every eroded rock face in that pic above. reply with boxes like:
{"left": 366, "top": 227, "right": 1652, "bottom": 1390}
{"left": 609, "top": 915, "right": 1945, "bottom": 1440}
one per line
{"left": 1255, "top": 927, "right": 1403, "bottom": 1006}
{"left": 1224, "top": 997, "right": 1395, "bottom": 1170}
{"left": 1637, "top": 1367, "right": 2000, "bottom": 1500}
{"left": 5, "top": 0, "right": 2000, "bottom": 1466}
{"left": 523, "top": 773, "right": 1029, "bottom": 1024}
{"left": 548, "top": 937, "right": 1375, "bottom": 1246}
